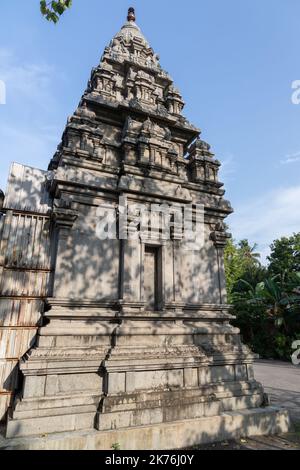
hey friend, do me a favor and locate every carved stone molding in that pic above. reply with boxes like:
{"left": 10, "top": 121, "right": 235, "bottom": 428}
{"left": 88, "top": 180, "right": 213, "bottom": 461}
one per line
{"left": 210, "top": 222, "right": 231, "bottom": 248}
{"left": 52, "top": 206, "right": 78, "bottom": 231}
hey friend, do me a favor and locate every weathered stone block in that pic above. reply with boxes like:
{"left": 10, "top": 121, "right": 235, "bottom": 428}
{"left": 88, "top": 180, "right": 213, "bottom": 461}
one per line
{"left": 235, "top": 364, "right": 248, "bottom": 381}
{"left": 211, "top": 366, "right": 235, "bottom": 383}
{"left": 23, "top": 376, "right": 45, "bottom": 399}
{"left": 184, "top": 368, "right": 199, "bottom": 388}
{"left": 57, "top": 373, "right": 102, "bottom": 394}
{"left": 108, "top": 373, "right": 126, "bottom": 395}
{"left": 126, "top": 370, "right": 184, "bottom": 393}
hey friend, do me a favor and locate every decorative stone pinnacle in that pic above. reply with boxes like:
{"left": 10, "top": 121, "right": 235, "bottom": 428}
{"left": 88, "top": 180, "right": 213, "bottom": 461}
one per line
{"left": 127, "top": 7, "right": 136, "bottom": 22}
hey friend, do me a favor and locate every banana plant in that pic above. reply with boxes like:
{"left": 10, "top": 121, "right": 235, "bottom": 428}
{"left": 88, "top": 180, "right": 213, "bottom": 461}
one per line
{"left": 234, "top": 275, "right": 300, "bottom": 334}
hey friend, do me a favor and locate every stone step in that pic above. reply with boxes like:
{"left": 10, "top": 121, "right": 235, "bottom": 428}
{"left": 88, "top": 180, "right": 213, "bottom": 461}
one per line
{"left": 0, "top": 407, "right": 291, "bottom": 450}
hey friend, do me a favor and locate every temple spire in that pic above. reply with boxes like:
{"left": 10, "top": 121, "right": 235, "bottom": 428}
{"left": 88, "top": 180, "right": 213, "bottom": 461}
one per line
{"left": 127, "top": 7, "right": 136, "bottom": 22}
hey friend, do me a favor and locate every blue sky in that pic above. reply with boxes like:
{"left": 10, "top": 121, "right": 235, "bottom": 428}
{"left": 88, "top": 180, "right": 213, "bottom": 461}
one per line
{"left": 0, "top": 0, "right": 299, "bottom": 261}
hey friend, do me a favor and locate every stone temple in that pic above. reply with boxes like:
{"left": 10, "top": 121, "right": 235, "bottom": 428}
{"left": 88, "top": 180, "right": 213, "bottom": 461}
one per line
{"left": 0, "top": 8, "right": 290, "bottom": 450}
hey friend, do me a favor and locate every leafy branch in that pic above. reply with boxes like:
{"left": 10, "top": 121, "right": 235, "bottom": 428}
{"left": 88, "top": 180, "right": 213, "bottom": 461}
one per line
{"left": 40, "top": 0, "right": 72, "bottom": 23}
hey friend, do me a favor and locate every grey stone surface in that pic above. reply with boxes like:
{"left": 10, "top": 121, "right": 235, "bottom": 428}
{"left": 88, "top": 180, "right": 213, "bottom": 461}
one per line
{"left": 0, "top": 7, "right": 291, "bottom": 449}
{"left": 0, "top": 407, "right": 292, "bottom": 450}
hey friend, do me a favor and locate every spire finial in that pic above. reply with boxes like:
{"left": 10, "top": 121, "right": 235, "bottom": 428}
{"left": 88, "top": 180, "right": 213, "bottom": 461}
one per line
{"left": 127, "top": 7, "right": 136, "bottom": 22}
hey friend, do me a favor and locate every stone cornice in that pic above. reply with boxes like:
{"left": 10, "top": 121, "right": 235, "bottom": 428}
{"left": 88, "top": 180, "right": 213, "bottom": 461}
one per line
{"left": 52, "top": 206, "right": 78, "bottom": 231}
{"left": 84, "top": 94, "right": 200, "bottom": 140}
{"left": 210, "top": 222, "right": 232, "bottom": 248}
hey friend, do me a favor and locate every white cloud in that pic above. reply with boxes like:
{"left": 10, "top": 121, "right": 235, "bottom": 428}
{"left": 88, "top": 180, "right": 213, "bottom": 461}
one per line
{"left": 280, "top": 151, "right": 300, "bottom": 165}
{"left": 0, "top": 49, "right": 64, "bottom": 190}
{"left": 219, "top": 153, "right": 236, "bottom": 184}
{"left": 229, "top": 186, "right": 300, "bottom": 263}
{"left": 0, "top": 48, "right": 13, "bottom": 60}
{"left": 0, "top": 47, "right": 61, "bottom": 109}
{"left": 0, "top": 124, "right": 60, "bottom": 190}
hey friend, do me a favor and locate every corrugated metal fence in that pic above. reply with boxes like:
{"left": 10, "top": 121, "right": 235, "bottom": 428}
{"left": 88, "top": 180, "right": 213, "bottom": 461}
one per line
{"left": 0, "top": 163, "right": 54, "bottom": 421}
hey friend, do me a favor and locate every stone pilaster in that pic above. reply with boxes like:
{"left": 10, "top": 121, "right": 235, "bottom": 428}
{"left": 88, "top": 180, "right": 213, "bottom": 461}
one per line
{"left": 210, "top": 222, "right": 231, "bottom": 304}
{"left": 51, "top": 205, "right": 78, "bottom": 298}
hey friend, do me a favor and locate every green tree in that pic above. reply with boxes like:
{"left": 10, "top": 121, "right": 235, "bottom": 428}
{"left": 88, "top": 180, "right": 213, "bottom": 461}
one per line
{"left": 234, "top": 264, "right": 267, "bottom": 294}
{"left": 224, "top": 239, "right": 244, "bottom": 300}
{"left": 238, "top": 239, "right": 261, "bottom": 267}
{"left": 225, "top": 234, "right": 300, "bottom": 360}
{"left": 236, "top": 277, "right": 300, "bottom": 334}
{"left": 268, "top": 233, "right": 300, "bottom": 280}
{"left": 224, "top": 238, "right": 262, "bottom": 302}
{"left": 232, "top": 275, "right": 300, "bottom": 359}
{"left": 40, "top": 0, "right": 72, "bottom": 23}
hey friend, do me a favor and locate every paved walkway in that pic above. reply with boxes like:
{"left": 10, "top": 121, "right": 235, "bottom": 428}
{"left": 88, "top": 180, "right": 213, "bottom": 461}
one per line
{"left": 254, "top": 360, "right": 300, "bottom": 423}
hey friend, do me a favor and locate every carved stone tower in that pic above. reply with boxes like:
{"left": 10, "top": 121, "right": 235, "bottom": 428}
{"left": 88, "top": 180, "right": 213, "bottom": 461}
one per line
{"left": 1, "top": 8, "right": 290, "bottom": 449}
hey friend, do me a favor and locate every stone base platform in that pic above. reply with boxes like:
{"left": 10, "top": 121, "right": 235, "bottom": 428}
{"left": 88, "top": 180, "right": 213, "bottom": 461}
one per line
{"left": 0, "top": 407, "right": 291, "bottom": 450}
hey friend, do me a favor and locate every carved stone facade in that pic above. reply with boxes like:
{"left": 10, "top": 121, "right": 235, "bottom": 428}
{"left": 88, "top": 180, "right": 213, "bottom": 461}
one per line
{"left": 0, "top": 9, "right": 290, "bottom": 449}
